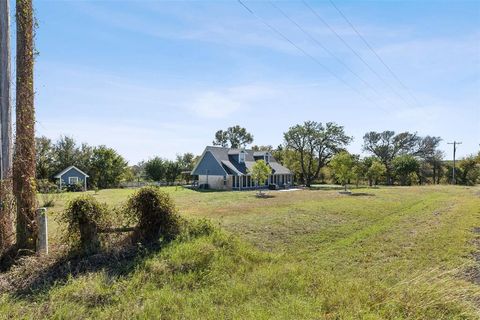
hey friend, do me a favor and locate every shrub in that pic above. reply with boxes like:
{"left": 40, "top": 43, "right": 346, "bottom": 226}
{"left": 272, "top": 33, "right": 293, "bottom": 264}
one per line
{"left": 59, "top": 195, "right": 108, "bottom": 254}
{"left": 125, "top": 186, "right": 180, "bottom": 243}
{"left": 37, "top": 179, "right": 62, "bottom": 207}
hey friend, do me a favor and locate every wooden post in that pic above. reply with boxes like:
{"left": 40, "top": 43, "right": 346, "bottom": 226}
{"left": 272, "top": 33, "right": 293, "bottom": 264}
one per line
{"left": 36, "top": 208, "right": 48, "bottom": 254}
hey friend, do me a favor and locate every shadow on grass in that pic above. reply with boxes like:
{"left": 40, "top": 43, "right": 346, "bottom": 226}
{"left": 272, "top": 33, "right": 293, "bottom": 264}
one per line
{"left": 190, "top": 188, "right": 230, "bottom": 193}
{"left": 350, "top": 193, "right": 376, "bottom": 197}
{"left": 254, "top": 194, "right": 276, "bottom": 199}
{"left": 0, "top": 240, "right": 161, "bottom": 299}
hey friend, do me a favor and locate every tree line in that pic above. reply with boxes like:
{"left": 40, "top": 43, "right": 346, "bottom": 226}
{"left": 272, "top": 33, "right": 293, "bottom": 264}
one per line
{"left": 35, "top": 136, "right": 198, "bottom": 188}
{"left": 211, "top": 123, "right": 480, "bottom": 187}
{"left": 36, "top": 136, "right": 129, "bottom": 189}
{"left": 34, "top": 124, "right": 480, "bottom": 190}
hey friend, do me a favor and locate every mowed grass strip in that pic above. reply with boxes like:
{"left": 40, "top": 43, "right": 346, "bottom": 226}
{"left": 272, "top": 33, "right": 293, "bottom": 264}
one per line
{"left": 0, "top": 185, "right": 477, "bottom": 319}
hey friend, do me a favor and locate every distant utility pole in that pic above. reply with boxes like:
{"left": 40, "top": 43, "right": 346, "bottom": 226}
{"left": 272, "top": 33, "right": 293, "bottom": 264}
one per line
{"left": 0, "top": 0, "right": 13, "bottom": 180}
{"left": 447, "top": 141, "right": 462, "bottom": 185}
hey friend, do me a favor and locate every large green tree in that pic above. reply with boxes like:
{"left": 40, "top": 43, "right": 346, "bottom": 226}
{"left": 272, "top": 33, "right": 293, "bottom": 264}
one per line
{"left": 329, "top": 151, "right": 355, "bottom": 191}
{"left": 416, "top": 136, "right": 443, "bottom": 184}
{"left": 392, "top": 155, "right": 419, "bottom": 186}
{"left": 363, "top": 131, "right": 420, "bottom": 185}
{"left": 366, "top": 160, "right": 386, "bottom": 187}
{"left": 213, "top": 125, "right": 253, "bottom": 148}
{"left": 165, "top": 160, "right": 182, "bottom": 184}
{"left": 52, "top": 136, "right": 92, "bottom": 174}
{"left": 88, "top": 146, "right": 129, "bottom": 189}
{"left": 144, "top": 157, "right": 166, "bottom": 182}
{"left": 35, "top": 136, "right": 55, "bottom": 180}
{"left": 284, "top": 121, "right": 351, "bottom": 187}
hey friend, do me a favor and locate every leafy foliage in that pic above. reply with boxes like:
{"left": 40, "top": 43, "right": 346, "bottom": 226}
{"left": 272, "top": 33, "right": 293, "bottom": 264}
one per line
{"left": 125, "top": 187, "right": 181, "bottom": 243}
{"left": 59, "top": 195, "right": 108, "bottom": 254}
{"left": 88, "top": 146, "right": 129, "bottom": 189}
{"left": 37, "top": 179, "right": 62, "bottom": 207}
{"left": 248, "top": 160, "right": 272, "bottom": 187}
{"left": 144, "top": 157, "right": 166, "bottom": 182}
{"left": 366, "top": 160, "right": 386, "bottom": 186}
{"left": 35, "top": 136, "right": 128, "bottom": 188}
{"left": 392, "top": 154, "right": 420, "bottom": 186}
{"left": 213, "top": 125, "right": 254, "bottom": 148}
{"left": 329, "top": 151, "right": 355, "bottom": 191}
{"left": 284, "top": 121, "right": 351, "bottom": 186}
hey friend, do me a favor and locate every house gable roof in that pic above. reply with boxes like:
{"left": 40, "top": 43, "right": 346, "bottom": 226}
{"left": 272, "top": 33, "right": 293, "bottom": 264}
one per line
{"left": 54, "top": 165, "right": 89, "bottom": 178}
{"left": 192, "top": 146, "right": 292, "bottom": 176}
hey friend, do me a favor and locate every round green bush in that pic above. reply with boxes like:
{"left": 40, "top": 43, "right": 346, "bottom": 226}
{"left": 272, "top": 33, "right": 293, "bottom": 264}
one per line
{"left": 125, "top": 186, "right": 180, "bottom": 243}
{"left": 59, "top": 195, "right": 108, "bottom": 254}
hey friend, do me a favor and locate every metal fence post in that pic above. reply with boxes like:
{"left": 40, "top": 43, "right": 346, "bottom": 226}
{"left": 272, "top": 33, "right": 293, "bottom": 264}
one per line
{"left": 36, "top": 208, "right": 48, "bottom": 254}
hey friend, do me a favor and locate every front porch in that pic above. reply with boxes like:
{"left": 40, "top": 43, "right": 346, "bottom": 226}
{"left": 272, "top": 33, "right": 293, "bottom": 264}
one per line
{"left": 232, "top": 174, "right": 293, "bottom": 190}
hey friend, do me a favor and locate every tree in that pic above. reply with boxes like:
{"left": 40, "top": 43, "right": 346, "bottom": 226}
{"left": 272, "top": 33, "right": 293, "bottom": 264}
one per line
{"left": 392, "top": 155, "right": 419, "bottom": 186}
{"left": 363, "top": 131, "right": 420, "bottom": 185}
{"left": 251, "top": 145, "right": 273, "bottom": 152}
{"left": 52, "top": 136, "right": 92, "bottom": 174}
{"left": 455, "top": 155, "right": 480, "bottom": 186}
{"left": 213, "top": 125, "right": 253, "bottom": 148}
{"left": 35, "top": 136, "right": 55, "bottom": 180}
{"left": 366, "top": 160, "right": 386, "bottom": 187}
{"left": 13, "top": 0, "right": 37, "bottom": 250}
{"left": 144, "top": 157, "right": 166, "bottom": 182}
{"left": 176, "top": 153, "right": 195, "bottom": 171}
{"left": 248, "top": 160, "right": 272, "bottom": 195}
{"left": 329, "top": 152, "right": 355, "bottom": 191}
{"left": 165, "top": 160, "right": 182, "bottom": 184}
{"left": 416, "top": 136, "right": 443, "bottom": 184}
{"left": 131, "top": 161, "right": 146, "bottom": 181}
{"left": 284, "top": 121, "right": 351, "bottom": 187}
{"left": 88, "top": 146, "right": 129, "bottom": 189}
{"left": 176, "top": 153, "right": 195, "bottom": 184}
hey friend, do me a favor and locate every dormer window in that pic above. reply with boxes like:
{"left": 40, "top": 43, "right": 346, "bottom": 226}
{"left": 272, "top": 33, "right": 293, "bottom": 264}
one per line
{"left": 239, "top": 151, "right": 246, "bottom": 164}
{"left": 264, "top": 153, "right": 271, "bottom": 163}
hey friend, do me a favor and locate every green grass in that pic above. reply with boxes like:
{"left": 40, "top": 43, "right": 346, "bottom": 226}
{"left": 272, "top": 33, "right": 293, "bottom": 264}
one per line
{"left": 1, "top": 185, "right": 480, "bottom": 319}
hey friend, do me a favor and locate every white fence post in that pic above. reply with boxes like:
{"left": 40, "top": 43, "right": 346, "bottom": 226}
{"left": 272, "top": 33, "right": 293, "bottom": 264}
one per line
{"left": 36, "top": 208, "right": 48, "bottom": 254}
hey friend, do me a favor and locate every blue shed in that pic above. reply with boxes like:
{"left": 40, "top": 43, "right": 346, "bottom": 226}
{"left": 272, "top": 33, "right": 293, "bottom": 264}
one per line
{"left": 54, "top": 165, "right": 89, "bottom": 191}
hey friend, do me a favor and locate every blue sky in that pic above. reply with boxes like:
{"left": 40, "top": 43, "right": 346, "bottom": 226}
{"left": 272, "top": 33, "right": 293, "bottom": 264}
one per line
{"left": 12, "top": 0, "right": 480, "bottom": 163}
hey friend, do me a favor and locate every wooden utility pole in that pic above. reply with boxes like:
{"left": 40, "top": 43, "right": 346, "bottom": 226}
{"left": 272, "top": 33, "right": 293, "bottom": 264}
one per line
{"left": 447, "top": 141, "right": 462, "bottom": 185}
{"left": 0, "top": 0, "right": 14, "bottom": 252}
{"left": 14, "top": 0, "right": 37, "bottom": 251}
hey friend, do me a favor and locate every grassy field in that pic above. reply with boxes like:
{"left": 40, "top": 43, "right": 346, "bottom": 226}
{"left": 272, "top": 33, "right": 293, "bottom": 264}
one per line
{"left": 1, "top": 185, "right": 480, "bottom": 319}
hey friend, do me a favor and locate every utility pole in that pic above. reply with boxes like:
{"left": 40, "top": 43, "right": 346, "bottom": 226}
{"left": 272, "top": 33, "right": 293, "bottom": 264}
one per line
{"left": 447, "top": 141, "right": 462, "bottom": 184}
{"left": 0, "top": 0, "right": 14, "bottom": 252}
{"left": 0, "top": 0, "right": 12, "bottom": 180}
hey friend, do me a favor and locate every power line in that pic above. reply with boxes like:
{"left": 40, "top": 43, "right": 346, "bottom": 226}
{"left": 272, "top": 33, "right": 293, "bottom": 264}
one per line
{"left": 301, "top": 0, "right": 415, "bottom": 109}
{"left": 329, "top": 0, "right": 421, "bottom": 106}
{"left": 237, "top": 0, "right": 384, "bottom": 110}
{"left": 269, "top": 0, "right": 395, "bottom": 106}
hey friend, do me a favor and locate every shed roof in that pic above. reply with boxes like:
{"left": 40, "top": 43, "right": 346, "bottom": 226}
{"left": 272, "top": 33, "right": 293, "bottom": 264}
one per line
{"left": 54, "top": 165, "right": 89, "bottom": 178}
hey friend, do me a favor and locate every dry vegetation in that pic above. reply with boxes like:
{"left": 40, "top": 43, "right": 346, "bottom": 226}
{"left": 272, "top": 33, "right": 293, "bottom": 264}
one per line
{"left": 0, "top": 185, "right": 479, "bottom": 319}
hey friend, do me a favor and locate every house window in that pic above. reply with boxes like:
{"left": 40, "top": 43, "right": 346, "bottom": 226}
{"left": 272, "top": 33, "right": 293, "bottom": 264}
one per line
{"left": 239, "top": 151, "right": 246, "bottom": 163}
{"left": 223, "top": 175, "right": 227, "bottom": 186}
{"left": 69, "top": 177, "right": 79, "bottom": 185}
{"left": 264, "top": 153, "right": 270, "bottom": 163}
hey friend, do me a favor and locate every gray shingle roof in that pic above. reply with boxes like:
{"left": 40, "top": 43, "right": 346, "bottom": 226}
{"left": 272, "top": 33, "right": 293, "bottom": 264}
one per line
{"left": 196, "top": 146, "right": 292, "bottom": 176}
